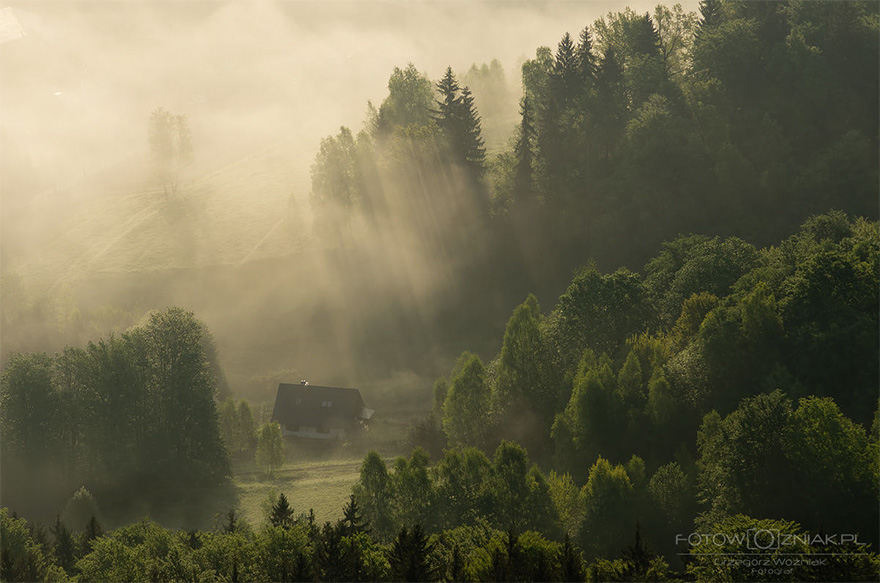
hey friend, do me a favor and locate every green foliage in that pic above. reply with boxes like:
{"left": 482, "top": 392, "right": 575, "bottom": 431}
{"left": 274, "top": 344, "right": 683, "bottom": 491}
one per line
{"left": 550, "top": 265, "right": 652, "bottom": 372}
{"left": 219, "top": 398, "right": 258, "bottom": 462}
{"left": 376, "top": 63, "right": 435, "bottom": 134}
{"left": 547, "top": 471, "right": 583, "bottom": 538}
{"left": 60, "top": 487, "right": 99, "bottom": 533}
{"left": 432, "top": 447, "right": 493, "bottom": 529}
{"left": 353, "top": 451, "right": 394, "bottom": 540}
{"left": 697, "top": 391, "right": 879, "bottom": 542}
{"left": 554, "top": 354, "right": 625, "bottom": 480}
{"left": 269, "top": 492, "right": 294, "bottom": 530}
{"left": 1, "top": 308, "right": 231, "bottom": 526}
{"left": 579, "top": 457, "right": 636, "bottom": 560}
{"left": 442, "top": 352, "right": 490, "bottom": 448}
{"left": 390, "top": 448, "right": 434, "bottom": 530}
{"left": 255, "top": 422, "right": 285, "bottom": 477}
{"left": 493, "top": 294, "right": 559, "bottom": 456}
{"left": 490, "top": 441, "right": 558, "bottom": 534}
{"left": 645, "top": 234, "right": 760, "bottom": 327}
{"left": 388, "top": 524, "right": 436, "bottom": 582}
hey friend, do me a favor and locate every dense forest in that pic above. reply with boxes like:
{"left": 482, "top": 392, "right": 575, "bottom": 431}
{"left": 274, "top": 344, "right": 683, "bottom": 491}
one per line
{"left": 2, "top": 0, "right": 879, "bottom": 581}
{"left": 3, "top": 211, "right": 878, "bottom": 581}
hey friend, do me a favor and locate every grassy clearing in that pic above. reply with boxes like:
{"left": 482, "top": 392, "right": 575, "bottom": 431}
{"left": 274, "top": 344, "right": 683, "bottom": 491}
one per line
{"left": 14, "top": 139, "right": 314, "bottom": 290}
{"left": 233, "top": 416, "right": 413, "bottom": 528}
{"left": 234, "top": 455, "right": 371, "bottom": 528}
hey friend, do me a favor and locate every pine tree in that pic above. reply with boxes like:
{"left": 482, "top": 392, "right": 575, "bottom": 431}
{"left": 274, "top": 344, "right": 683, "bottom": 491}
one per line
{"left": 698, "top": 0, "right": 723, "bottom": 29}
{"left": 434, "top": 66, "right": 461, "bottom": 131}
{"left": 341, "top": 494, "right": 370, "bottom": 536}
{"left": 457, "top": 86, "right": 486, "bottom": 175}
{"left": 552, "top": 32, "right": 579, "bottom": 103}
{"left": 594, "top": 47, "right": 626, "bottom": 159}
{"left": 630, "top": 13, "right": 663, "bottom": 57}
{"left": 576, "top": 27, "right": 598, "bottom": 87}
{"left": 270, "top": 492, "right": 295, "bottom": 529}
{"left": 389, "top": 524, "right": 435, "bottom": 582}
{"left": 448, "top": 544, "right": 464, "bottom": 582}
{"left": 559, "top": 532, "right": 584, "bottom": 582}
{"left": 513, "top": 96, "right": 535, "bottom": 206}
{"left": 84, "top": 515, "right": 103, "bottom": 543}
{"left": 620, "top": 524, "right": 655, "bottom": 580}
{"left": 434, "top": 67, "right": 486, "bottom": 177}
{"left": 51, "top": 516, "right": 76, "bottom": 573}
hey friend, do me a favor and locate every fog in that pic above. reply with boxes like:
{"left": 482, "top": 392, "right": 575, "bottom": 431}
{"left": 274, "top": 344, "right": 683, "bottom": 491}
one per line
{"left": 1, "top": 0, "right": 696, "bottom": 409}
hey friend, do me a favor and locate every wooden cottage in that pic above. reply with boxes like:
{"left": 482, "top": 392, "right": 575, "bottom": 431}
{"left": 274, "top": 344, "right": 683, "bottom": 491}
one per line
{"left": 270, "top": 381, "right": 373, "bottom": 440}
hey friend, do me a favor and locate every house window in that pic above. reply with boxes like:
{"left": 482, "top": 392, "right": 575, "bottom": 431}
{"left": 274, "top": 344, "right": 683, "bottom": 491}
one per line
{"left": 317, "top": 426, "right": 330, "bottom": 434}
{"left": 295, "top": 398, "right": 302, "bottom": 405}
{"left": 321, "top": 401, "right": 333, "bottom": 408}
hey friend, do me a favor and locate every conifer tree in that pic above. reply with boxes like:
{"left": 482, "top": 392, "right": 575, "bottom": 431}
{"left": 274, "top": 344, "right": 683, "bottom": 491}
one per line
{"left": 513, "top": 96, "right": 535, "bottom": 206}
{"left": 552, "top": 32, "right": 579, "bottom": 103}
{"left": 698, "top": 0, "right": 723, "bottom": 29}
{"left": 269, "top": 492, "right": 295, "bottom": 529}
{"left": 576, "top": 27, "right": 598, "bottom": 86}
{"left": 559, "top": 532, "right": 585, "bottom": 582}
{"left": 434, "top": 67, "right": 461, "bottom": 131}
{"left": 341, "top": 494, "right": 370, "bottom": 536}
{"left": 84, "top": 515, "right": 103, "bottom": 543}
{"left": 457, "top": 86, "right": 486, "bottom": 175}
{"left": 434, "top": 67, "right": 486, "bottom": 177}
{"left": 389, "top": 524, "right": 435, "bottom": 582}
{"left": 51, "top": 516, "right": 76, "bottom": 573}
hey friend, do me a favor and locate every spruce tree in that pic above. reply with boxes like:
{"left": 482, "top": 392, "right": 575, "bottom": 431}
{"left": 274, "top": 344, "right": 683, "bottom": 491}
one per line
{"left": 559, "top": 533, "right": 585, "bottom": 582}
{"left": 434, "top": 66, "right": 461, "bottom": 132}
{"left": 552, "top": 32, "right": 578, "bottom": 103}
{"left": 51, "top": 516, "right": 76, "bottom": 573}
{"left": 630, "top": 13, "right": 663, "bottom": 57}
{"left": 341, "top": 494, "right": 370, "bottom": 535}
{"left": 594, "top": 47, "right": 626, "bottom": 158}
{"left": 513, "top": 96, "right": 535, "bottom": 206}
{"left": 84, "top": 515, "right": 103, "bottom": 543}
{"left": 434, "top": 67, "right": 486, "bottom": 177}
{"left": 698, "top": 0, "right": 723, "bottom": 29}
{"left": 457, "top": 87, "right": 486, "bottom": 175}
{"left": 389, "top": 524, "right": 435, "bottom": 582}
{"left": 576, "top": 27, "right": 598, "bottom": 87}
{"left": 269, "top": 492, "right": 295, "bottom": 529}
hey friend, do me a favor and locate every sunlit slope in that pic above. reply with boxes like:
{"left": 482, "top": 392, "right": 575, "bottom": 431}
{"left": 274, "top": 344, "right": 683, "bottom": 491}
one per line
{"left": 16, "top": 139, "right": 315, "bottom": 290}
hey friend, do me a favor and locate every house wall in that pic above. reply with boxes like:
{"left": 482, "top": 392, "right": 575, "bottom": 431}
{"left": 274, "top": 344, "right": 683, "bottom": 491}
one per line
{"left": 281, "top": 424, "right": 347, "bottom": 441}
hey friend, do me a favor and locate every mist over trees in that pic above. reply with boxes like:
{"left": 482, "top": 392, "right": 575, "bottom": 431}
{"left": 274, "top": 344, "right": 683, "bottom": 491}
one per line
{"left": 1, "top": 1, "right": 879, "bottom": 581}
{"left": 148, "top": 107, "right": 193, "bottom": 196}
{"left": 296, "top": 0, "right": 879, "bottom": 391}
{"left": 0, "top": 308, "right": 232, "bottom": 528}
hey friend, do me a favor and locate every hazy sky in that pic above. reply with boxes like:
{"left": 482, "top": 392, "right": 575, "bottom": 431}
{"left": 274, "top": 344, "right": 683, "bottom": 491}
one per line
{"left": 2, "top": 1, "right": 699, "bottom": 187}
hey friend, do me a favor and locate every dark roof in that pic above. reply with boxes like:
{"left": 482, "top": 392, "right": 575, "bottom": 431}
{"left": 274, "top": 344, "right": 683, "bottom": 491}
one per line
{"left": 271, "top": 384, "right": 366, "bottom": 429}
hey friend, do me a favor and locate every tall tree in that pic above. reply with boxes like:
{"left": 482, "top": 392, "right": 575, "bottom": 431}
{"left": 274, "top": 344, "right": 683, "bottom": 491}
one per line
{"left": 352, "top": 451, "right": 394, "bottom": 540}
{"left": 513, "top": 96, "right": 535, "bottom": 207}
{"left": 442, "top": 353, "right": 490, "bottom": 448}
{"left": 434, "top": 68, "right": 486, "bottom": 177}
{"left": 375, "top": 64, "right": 434, "bottom": 134}
{"left": 576, "top": 27, "right": 598, "bottom": 87}
{"left": 255, "top": 422, "right": 285, "bottom": 477}
{"left": 269, "top": 492, "right": 295, "bottom": 529}
{"left": 148, "top": 107, "right": 193, "bottom": 196}
{"left": 552, "top": 32, "right": 579, "bottom": 104}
